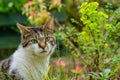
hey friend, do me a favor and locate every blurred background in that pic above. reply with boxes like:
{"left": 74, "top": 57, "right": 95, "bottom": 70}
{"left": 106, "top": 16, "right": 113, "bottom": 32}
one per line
{"left": 0, "top": 0, "right": 28, "bottom": 60}
{"left": 0, "top": 0, "right": 120, "bottom": 79}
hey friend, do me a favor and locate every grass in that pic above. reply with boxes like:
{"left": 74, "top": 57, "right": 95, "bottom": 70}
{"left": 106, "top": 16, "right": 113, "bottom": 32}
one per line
{"left": 0, "top": 56, "right": 84, "bottom": 80}
{"left": 1, "top": 55, "right": 120, "bottom": 80}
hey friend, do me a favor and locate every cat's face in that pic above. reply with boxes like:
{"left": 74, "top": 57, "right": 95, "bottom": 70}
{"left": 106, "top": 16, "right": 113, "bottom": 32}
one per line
{"left": 17, "top": 18, "right": 56, "bottom": 56}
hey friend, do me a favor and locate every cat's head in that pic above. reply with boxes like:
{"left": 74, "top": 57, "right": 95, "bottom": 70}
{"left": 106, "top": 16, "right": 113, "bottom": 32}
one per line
{"left": 17, "top": 18, "right": 56, "bottom": 56}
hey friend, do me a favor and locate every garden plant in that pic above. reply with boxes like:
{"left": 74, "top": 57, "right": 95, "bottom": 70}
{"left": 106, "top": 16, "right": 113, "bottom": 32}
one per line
{"left": 0, "top": 0, "right": 120, "bottom": 80}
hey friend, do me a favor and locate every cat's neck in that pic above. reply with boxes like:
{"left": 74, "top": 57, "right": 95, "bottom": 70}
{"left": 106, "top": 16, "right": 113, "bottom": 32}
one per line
{"left": 9, "top": 45, "right": 50, "bottom": 80}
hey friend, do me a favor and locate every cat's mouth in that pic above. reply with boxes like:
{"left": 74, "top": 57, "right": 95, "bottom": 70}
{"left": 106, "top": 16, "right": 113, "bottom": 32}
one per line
{"left": 39, "top": 46, "right": 49, "bottom": 53}
{"left": 40, "top": 50, "right": 47, "bottom": 53}
{"left": 40, "top": 46, "right": 49, "bottom": 53}
{"left": 39, "top": 46, "right": 52, "bottom": 54}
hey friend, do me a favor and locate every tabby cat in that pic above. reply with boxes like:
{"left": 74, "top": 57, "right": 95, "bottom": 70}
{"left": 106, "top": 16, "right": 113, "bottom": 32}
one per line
{"left": 0, "top": 18, "right": 56, "bottom": 80}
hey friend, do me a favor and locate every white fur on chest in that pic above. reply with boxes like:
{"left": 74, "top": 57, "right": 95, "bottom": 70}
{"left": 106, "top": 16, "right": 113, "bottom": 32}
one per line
{"left": 9, "top": 44, "right": 53, "bottom": 80}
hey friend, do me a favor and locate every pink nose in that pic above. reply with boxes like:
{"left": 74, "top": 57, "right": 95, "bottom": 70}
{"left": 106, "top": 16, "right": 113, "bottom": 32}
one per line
{"left": 38, "top": 43, "right": 46, "bottom": 49}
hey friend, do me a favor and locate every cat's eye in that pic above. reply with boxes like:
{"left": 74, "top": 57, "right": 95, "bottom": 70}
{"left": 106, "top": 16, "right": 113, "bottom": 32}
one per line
{"left": 31, "top": 39, "right": 37, "bottom": 43}
{"left": 46, "top": 37, "right": 50, "bottom": 41}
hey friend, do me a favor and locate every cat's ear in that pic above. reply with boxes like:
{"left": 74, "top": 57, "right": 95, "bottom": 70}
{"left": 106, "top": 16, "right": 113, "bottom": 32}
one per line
{"left": 42, "top": 17, "right": 55, "bottom": 33}
{"left": 16, "top": 23, "right": 32, "bottom": 34}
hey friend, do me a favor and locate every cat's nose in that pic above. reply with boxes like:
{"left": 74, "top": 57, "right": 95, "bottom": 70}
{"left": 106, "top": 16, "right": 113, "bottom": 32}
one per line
{"left": 38, "top": 43, "right": 46, "bottom": 49}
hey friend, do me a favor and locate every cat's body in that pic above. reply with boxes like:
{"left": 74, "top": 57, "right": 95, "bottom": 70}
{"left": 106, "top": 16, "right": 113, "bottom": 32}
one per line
{"left": 0, "top": 18, "right": 56, "bottom": 80}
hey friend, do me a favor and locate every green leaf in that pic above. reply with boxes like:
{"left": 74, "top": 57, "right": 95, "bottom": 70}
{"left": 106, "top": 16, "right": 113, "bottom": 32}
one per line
{"left": 70, "top": 18, "right": 79, "bottom": 24}
{"left": 89, "top": 72, "right": 100, "bottom": 79}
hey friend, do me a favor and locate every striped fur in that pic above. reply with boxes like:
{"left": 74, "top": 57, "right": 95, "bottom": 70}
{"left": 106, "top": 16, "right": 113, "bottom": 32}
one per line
{"left": 0, "top": 58, "right": 22, "bottom": 80}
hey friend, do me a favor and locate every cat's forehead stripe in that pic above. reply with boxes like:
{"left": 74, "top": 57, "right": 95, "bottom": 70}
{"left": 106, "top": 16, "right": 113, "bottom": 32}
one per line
{"left": 31, "top": 27, "right": 43, "bottom": 33}
{"left": 31, "top": 27, "right": 45, "bottom": 37}
{"left": 21, "top": 26, "right": 55, "bottom": 47}
{"left": 39, "top": 33, "right": 44, "bottom": 37}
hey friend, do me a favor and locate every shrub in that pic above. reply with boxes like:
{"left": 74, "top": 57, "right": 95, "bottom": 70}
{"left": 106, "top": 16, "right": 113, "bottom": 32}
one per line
{"left": 57, "top": 2, "right": 120, "bottom": 80}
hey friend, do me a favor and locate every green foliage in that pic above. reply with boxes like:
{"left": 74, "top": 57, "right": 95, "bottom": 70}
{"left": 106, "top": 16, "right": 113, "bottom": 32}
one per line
{"left": 0, "top": 0, "right": 28, "bottom": 51}
{"left": 56, "top": 2, "right": 120, "bottom": 79}
{"left": 0, "top": 0, "right": 27, "bottom": 13}
{"left": 0, "top": 0, "right": 120, "bottom": 79}
{"left": 89, "top": 68, "right": 111, "bottom": 80}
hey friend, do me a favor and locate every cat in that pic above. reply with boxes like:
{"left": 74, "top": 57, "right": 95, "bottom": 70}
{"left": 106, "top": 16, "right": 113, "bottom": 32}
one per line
{"left": 0, "top": 17, "right": 56, "bottom": 80}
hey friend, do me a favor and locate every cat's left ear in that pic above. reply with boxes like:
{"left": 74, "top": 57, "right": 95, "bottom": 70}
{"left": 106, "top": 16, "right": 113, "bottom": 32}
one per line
{"left": 16, "top": 23, "right": 33, "bottom": 34}
{"left": 42, "top": 17, "right": 55, "bottom": 33}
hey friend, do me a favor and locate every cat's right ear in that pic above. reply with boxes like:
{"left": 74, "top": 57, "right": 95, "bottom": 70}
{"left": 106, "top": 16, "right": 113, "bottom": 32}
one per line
{"left": 16, "top": 23, "right": 31, "bottom": 34}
